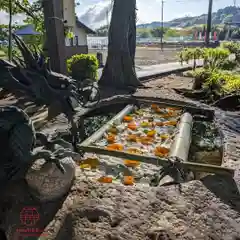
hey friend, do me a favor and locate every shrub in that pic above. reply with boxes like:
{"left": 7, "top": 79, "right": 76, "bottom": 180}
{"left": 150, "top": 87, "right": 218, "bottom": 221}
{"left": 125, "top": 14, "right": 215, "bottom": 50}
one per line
{"left": 218, "top": 59, "right": 237, "bottom": 70}
{"left": 203, "top": 47, "right": 230, "bottom": 71}
{"left": 203, "top": 70, "right": 240, "bottom": 95}
{"left": 67, "top": 54, "right": 98, "bottom": 81}
{"left": 222, "top": 73, "right": 240, "bottom": 93}
{"left": 192, "top": 68, "right": 211, "bottom": 81}
{"left": 178, "top": 47, "right": 204, "bottom": 69}
{"left": 221, "top": 41, "right": 240, "bottom": 62}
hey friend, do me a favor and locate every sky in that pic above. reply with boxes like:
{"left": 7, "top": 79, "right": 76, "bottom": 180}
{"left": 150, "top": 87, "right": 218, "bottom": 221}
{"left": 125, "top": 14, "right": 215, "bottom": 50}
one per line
{"left": 0, "top": 0, "right": 232, "bottom": 28}
{"left": 76, "top": 0, "right": 231, "bottom": 28}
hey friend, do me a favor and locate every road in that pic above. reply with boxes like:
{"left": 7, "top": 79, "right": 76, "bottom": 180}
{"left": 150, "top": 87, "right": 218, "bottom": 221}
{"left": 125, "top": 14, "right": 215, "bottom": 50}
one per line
{"left": 97, "top": 60, "right": 203, "bottom": 80}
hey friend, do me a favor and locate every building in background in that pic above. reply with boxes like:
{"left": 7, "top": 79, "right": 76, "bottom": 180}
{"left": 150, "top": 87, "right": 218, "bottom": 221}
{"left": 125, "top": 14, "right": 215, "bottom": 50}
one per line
{"left": 63, "top": 0, "right": 95, "bottom": 59}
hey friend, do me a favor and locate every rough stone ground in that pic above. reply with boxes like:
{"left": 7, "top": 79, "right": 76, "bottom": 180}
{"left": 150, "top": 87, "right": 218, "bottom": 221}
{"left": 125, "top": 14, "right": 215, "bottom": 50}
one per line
{"left": 1, "top": 75, "right": 240, "bottom": 240}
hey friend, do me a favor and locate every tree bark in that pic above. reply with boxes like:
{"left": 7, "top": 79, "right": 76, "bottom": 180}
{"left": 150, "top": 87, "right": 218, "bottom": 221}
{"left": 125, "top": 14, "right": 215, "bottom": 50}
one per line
{"left": 128, "top": 0, "right": 137, "bottom": 66}
{"left": 99, "top": 0, "right": 141, "bottom": 89}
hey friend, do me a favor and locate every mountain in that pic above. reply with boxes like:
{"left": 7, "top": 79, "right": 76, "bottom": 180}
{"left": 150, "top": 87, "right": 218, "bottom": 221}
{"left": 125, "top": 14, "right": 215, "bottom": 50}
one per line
{"left": 137, "top": 6, "right": 240, "bottom": 29}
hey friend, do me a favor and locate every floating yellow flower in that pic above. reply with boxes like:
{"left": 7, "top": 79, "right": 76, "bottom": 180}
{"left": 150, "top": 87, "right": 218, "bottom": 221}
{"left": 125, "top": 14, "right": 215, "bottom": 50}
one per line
{"left": 140, "top": 121, "right": 151, "bottom": 127}
{"left": 146, "top": 130, "right": 156, "bottom": 137}
{"left": 79, "top": 157, "right": 100, "bottom": 169}
{"left": 127, "top": 148, "right": 142, "bottom": 154}
{"left": 109, "top": 127, "right": 118, "bottom": 134}
{"left": 160, "top": 134, "right": 169, "bottom": 140}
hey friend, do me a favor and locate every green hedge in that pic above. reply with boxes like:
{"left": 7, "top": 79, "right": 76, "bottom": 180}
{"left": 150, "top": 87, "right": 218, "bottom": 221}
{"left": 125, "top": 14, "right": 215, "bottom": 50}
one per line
{"left": 67, "top": 54, "right": 98, "bottom": 81}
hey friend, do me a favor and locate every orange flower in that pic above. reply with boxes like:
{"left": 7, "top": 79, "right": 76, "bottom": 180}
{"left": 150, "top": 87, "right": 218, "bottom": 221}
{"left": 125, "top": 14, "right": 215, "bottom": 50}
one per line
{"left": 126, "top": 134, "right": 138, "bottom": 142}
{"left": 155, "top": 107, "right": 162, "bottom": 113}
{"left": 124, "top": 160, "right": 140, "bottom": 167}
{"left": 154, "top": 146, "right": 169, "bottom": 157}
{"left": 106, "top": 143, "right": 124, "bottom": 151}
{"left": 106, "top": 134, "right": 116, "bottom": 143}
{"left": 155, "top": 121, "right": 164, "bottom": 126}
{"left": 123, "top": 116, "right": 133, "bottom": 122}
{"left": 151, "top": 104, "right": 158, "bottom": 109}
{"left": 97, "top": 176, "right": 113, "bottom": 183}
{"left": 139, "top": 136, "right": 153, "bottom": 145}
{"left": 123, "top": 176, "right": 134, "bottom": 185}
{"left": 167, "top": 107, "right": 181, "bottom": 111}
{"left": 167, "top": 111, "right": 178, "bottom": 117}
{"left": 128, "top": 122, "right": 137, "bottom": 130}
{"left": 163, "top": 120, "right": 177, "bottom": 126}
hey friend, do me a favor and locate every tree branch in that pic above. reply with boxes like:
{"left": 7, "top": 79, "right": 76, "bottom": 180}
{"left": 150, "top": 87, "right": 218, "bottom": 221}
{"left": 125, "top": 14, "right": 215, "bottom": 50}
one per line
{"left": 15, "top": 0, "right": 39, "bottom": 20}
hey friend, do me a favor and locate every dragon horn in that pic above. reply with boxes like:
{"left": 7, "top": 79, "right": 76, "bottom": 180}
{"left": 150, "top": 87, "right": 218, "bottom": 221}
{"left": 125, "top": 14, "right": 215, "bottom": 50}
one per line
{"left": 12, "top": 34, "right": 38, "bottom": 69}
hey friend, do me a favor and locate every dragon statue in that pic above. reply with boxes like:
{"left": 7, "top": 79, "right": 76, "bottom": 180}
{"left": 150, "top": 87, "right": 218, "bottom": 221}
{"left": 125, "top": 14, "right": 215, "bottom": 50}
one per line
{"left": 0, "top": 34, "right": 99, "bottom": 149}
{"left": 0, "top": 34, "right": 99, "bottom": 197}
{"left": 0, "top": 105, "right": 78, "bottom": 192}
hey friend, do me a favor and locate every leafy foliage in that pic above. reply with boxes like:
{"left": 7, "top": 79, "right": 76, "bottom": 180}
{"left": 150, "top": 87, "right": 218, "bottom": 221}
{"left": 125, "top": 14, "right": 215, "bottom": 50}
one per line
{"left": 178, "top": 47, "right": 231, "bottom": 71}
{"left": 179, "top": 44, "right": 240, "bottom": 101}
{"left": 203, "top": 48, "right": 230, "bottom": 71}
{"left": 150, "top": 27, "right": 168, "bottom": 38}
{"left": 67, "top": 54, "right": 99, "bottom": 81}
{"left": 221, "top": 41, "right": 240, "bottom": 62}
{"left": 178, "top": 47, "right": 204, "bottom": 69}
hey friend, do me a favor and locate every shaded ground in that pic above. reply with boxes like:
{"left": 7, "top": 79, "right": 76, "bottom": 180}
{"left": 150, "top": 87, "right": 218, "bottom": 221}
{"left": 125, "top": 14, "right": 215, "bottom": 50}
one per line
{"left": 1, "top": 75, "right": 240, "bottom": 240}
{"left": 89, "top": 47, "right": 181, "bottom": 66}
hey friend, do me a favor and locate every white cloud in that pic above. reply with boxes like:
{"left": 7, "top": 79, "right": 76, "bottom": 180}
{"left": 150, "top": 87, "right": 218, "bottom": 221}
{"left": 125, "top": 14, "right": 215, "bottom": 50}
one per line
{"left": 0, "top": 11, "right": 26, "bottom": 25}
{"left": 76, "top": 0, "right": 230, "bottom": 29}
{"left": 0, "top": 0, "right": 232, "bottom": 29}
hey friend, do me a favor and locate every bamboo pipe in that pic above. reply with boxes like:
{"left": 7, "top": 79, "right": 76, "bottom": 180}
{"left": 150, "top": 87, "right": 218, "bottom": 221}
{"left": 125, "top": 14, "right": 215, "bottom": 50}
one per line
{"left": 159, "top": 112, "right": 193, "bottom": 186}
{"left": 81, "top": 104, "right": 135, "bottom": 146}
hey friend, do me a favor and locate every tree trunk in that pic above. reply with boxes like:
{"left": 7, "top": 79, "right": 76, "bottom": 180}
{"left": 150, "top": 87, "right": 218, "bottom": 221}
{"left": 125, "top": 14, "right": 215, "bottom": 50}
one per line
{"left": 99, "top": 0, "right": 141, "bottom": 89}
{"left": 128, "top": 0, "right": 137, "bottom": 66}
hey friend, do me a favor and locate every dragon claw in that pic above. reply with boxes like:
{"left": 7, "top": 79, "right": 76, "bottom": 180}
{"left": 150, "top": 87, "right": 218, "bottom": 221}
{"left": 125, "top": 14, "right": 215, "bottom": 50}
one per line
{"left": 49, "top": 157, "right": 66, "bottom": 174}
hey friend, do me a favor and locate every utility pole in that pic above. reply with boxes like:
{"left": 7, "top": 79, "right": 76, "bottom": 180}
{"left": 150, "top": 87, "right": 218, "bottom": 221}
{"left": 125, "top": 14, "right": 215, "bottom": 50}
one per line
{"left": 160, "top": 0, "right": 164, "bottom": 51}
{"left": 106, "top": 8, "right": 109, "bottom": 35}
{"left": 205, "top": 0, "right": 213, "bottom": 46}
{"left": 42, "top": 0, "right": 67, "bottom": 74}
{"left": 8, "top": 0, "right": 13, "bottom": 61}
